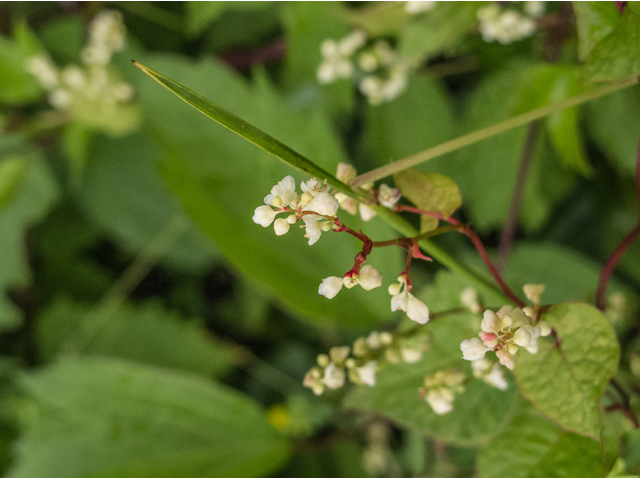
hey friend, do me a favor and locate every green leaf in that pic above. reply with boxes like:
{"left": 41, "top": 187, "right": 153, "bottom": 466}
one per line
{"left": 346, "top": 2, "right": 408, "bottom": 37}
{"left": 0, "top": 156, "right": 28, "bottom": 210}
{"left": 36, "top": 298, "right": 232, "bottom": 377}
{"left": 10, "top": 358, "right": 291, "bottom": 477}
{"left": 185, "top": 1, "right": 273, "bottom": 37}
{"left": 514, "top": 302, "right": 620, "bottom": 439}
{"left": 583, "top": 4, "right": 640, "bottom": 82}
{"left": 132, "top": 54, "right": 401, "bottom": 327}
{"left": 342, "top": 272, "right": 515, "bottom": 446}
{"left": 0, "top": 34, "right": 41, "bottom": 104}
{"left": 77, "top": 132, "right": 217, "bottom": 273}
{"left": 399, "top": 2, "right": 479, "bottom": 60}
{"left": 477, "top": 396, "right": 606, "bottom": 477}
{"left": 621, "top": 429, "right": 640, "bottom": 474}
{"left": 133, "top": 60, "right": 354, "bottom": 196}
{"left": 394, "top": 169, "right": 462, "bottom": 232}
{"left": 573, "top": 1, "right": 620, "bottom": 61}
{"left": 0, "top": 154, "right": 59, "bottom": 332}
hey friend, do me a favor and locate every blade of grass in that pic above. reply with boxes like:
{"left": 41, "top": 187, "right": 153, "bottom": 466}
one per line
{"left": 351, "top": 78, "right": 639, "bottom": 187}
{"left": 133, "top": 60, "right": 360, "bottom": 197}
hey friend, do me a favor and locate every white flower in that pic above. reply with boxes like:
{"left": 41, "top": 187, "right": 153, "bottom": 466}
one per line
{"left": 303, "top": 217, "right": 322, "bottom": 245}
{"left": 358, "top": 265, "right": 382, "bottom": 291}
{"left": 355, "top": 361, "right": 377, "bottom": 386}
{"left": 523, "top": 283, "right": 545, "bottom": 305}
{"left": 305, "top": 192, "right": 339, "bottom": 216}
{"left": 322, "top": 363, "right": 345, "bottom": 389}
{"left": 359, "top": 204, "right": 377, "bottom": 221}
{"left": 319, "top": 276, "right": 343, "bottom": 299}
{"left": 273, "top": 218, "right": 290, "bottom": 236}
{"left": 481, "top": 309, "right": 502, "bottom": 333}
{"left": 472, "top": 358, "right": 509, "bottom": 390}
{"left": 525, "top": 1, "right": 545, "bottom": 17}
{"left": 48, "top": 89, "right": 71, "bottom": 109}
{"left": 378, "top": 184, "right": 401, "bottom": 209}
{"left": 61, "top": 66, "right": 86, "bottom": 90}
{"left": 460, "top": 338, "right": 489, "bottom": 361}
{"left": 425, "top": 387, "right": 455, "bottom": 415}
{"left": 400, "top": 348, "right": 423, "bottom": 364}
{"left": 252, "top": 205, "right": 277, "bottom": 227}
{"left": 264, "top": 175, "right": 297, "bottom": 207}
{"left": 405, "top": 1, "right": 437, "bottom": 14}
{"left": 389, "top": 276, "right": 429, "bottom": 324}
{"left": 25, "top": 55, "right": 59, "bottom": 89}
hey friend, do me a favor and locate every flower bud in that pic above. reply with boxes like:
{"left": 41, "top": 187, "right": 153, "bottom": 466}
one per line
{"left": 481, "top": 310, "right": 502, "bottom": 333}
{"left": 387, "top": 283, "right": 402, "bottom": 295}
{"left": 329, "top": 346, "right": 350, "bottom": 364}
{"left": 379, "top": 331, "right": 393, "bottom": 345}
{"left": 513, "top": 326, "right": 532, "bottom": 347}
{"left": 252, "top": 205, "right": 277, "bottom": 227}
{"left": 358, "top": 265, "right": 383, "bottom": 291}
{"left": 273, "top": 218, "right": 290, "bottom": 236}
{"left": 460, "top": 338, "right": 489, "bottom": 361}
{"left": 538, "top": 321, "right": 551, "bottom": 336}
{"left": 496, "top": 347, "right": 516, "bottom": 370}
{"left": 317, "top": 354, "right": 329, "bottom": 367}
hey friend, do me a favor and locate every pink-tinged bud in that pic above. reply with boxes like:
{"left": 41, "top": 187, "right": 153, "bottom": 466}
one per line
{"left": 479, "top": 332, "right": 499, "bottom": 349}
{"left": 496, "top": 347, "right": 516, "bottom": 370}
{"left": 481, "top": 310, "right": 501, "bottom": 333}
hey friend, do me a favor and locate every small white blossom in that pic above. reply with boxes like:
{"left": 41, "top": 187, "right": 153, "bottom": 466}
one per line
{"left": 359, "top": 204, "right": 377, "bottom": 221}
{"left": 460, "top": 338, "right": 489, "bottom": 361}
{"left": 265, "top": 175, "right": 298, "bottom": 207}
{"left": 460, "top": 287, "right": 482, "bottom": 313}
{"left": 358, "top": 265, "right": 383, "bottom": 291}
{"left": 273, "top": 218, "right": 290, "bottom": 236}
{"left": 303, "top": 217, "right": 322, "bottom": 245}
{"left": 252, "top": 205, "right": 278, "bottom": 227}
{"left": 471, "top": 358, "right": 508, "bottom": 390}
{"left": 305, "top": 192, "right": 339, "bottom": 216}
{"left": 322, "top": 363, "right": 345, "bottom": 389}
{"left": 390, "top": 276, "right": 429, "bottom": 324}
{"left": 354, "top": 360, "right": 378, "bottom": 386}
{"left": 478, "top": 3, "right": 538, "bottom": 44}
{"left": 319, "top": 276, "right": 343, "bottom": 299}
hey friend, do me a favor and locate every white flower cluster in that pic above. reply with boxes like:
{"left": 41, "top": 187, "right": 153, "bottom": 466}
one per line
{"left": 405, "top": 1, "right": 437, "bottom": 14}
{"left": 389, "top": 275, "right": 429, "bottom": 324}
{"left": 25, "top": 10, "right": 133, "bottom": 111}
{"left": 460, "top": 305, "right": 551, "bottom": 370}
{"left": 317, "top": 31, "right": 411, "bottom": 105}
{"left": 252, "top": 175, "right": 339, "bottom": 245}
{"left": 303, "top": 330, "right": 430, "bottom": 395}
{"left": 477, "top": 2, "right": 545, "bottom": 45}
{"left": 418, "top": 369, "right": 465, "bottom": 415}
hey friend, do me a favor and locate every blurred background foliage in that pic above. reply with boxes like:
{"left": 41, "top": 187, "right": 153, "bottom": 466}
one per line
{"left": 0, "top": 1, "right": 639, "bottom": 477}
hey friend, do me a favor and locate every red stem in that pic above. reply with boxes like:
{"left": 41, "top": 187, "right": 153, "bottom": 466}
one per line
{"left": 395, "top": 204, "right": 526, "bottom": 307}
{"left": 595, "top": 135, "right": 640, "bottom": 310}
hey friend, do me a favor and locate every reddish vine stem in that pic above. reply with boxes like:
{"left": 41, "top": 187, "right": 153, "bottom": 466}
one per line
{"left": 396, "top": 204, "right": 526, "bottom": 307}
{"left": 595, "top": 135, "right": 640, "bottom": 310}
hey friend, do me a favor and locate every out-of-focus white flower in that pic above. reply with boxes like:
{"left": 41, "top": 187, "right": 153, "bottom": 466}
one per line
{"left": 471, "top": 358, "right": 509, "bottom": 390}
{"left": 378, "top": 184, "right": 401, "bottom": 209}
{"left": 524, "top": 1, "right": 545, "bottom": 17}
{"left": 405, "top": 1, "right": 437, "bottom": 14}
{"left": 478, "top": 2, "right": 538, "bottom": 44}
{"left": 354, "top": 360, "right": 378, "bottom": 386}
{"left": 420, "top": 369, "right": 465, "bottom": 415}
{"left": 389, "top": 276, "right": 429, "bottom": 324}
{"left": 322, "top": 363, "right": 346, "bottom": 389}
{"left": 359, "top": 204, "right": 377, "bottom": 221}
{"left": 460, "top": 287, "right": 482, "bottom": 313}
{"left": 523, "top": 283, "right": 545, "bottom": 305}
{"left": 25, "top": 55, "right": 59, "bottom": 89}
{"left": 425, "top": 387, "right": 454, "bottom": 414}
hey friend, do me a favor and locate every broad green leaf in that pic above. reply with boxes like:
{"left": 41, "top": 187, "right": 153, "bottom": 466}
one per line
{"left": 0, "top": 154, "right": 59, "bottom": 332}
{"left": 621, "top": 430, "right": 640, "bottom": 474}
{"left": 0, "top": 156, "right": 28, "bottom": 210}
{"left": 0, "top": 34, "right": 40, "bottom": 104}
{"left": 514, "top": 302, "right": 620, "bottom": 439}
{"left": 343, "top": 272, "right": 515, "bottom": 446}
{"left": 132, "top": 54, "right": 401, "bottom": 327}
{"left": 477, "top": 396, "right": 606, "bottom": 477}
{"left": 573, "top": 1, "right": 620, "bottom": 61}
{"left": 400, "top": 2, "right": 479, "bottom": 60}
{"left": 36, "top": 298, "right": 232, "bottom": 377}
{"left": 77, "top": 132, "right": 218, "bottom": 273}
{"left": 586, "top": 86, "right": 640, "bottom": 175}
{"left": 133, "top": 60, "right": 353, "bottom": 196}
{"left": 394, "top": 169, "right": 462, "bottom": 232}
{"left": 583, "top": 4, "right": 640, "bottom": 82}
{"left": 10, "top": 358, "right": 291, "bottom": 477}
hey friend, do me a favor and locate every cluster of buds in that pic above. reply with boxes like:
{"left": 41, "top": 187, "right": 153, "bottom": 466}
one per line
{"left": 460, "top": 295, "right": 551, "bottom": 370}
{"left": 418, "top": 369, "right": 465, "bottom": 415}
{"left": 25, "top": 10, "right": 134, "bottom": 112}
{"left": 477, "top": 2, "right": 545, "bottom": 45}
{"left": 319, "top": 265, "right": 383, "bottom": 299}
{"left": 303, "top": 330, "right": 430, "bottom": 395}
{"left": 334, "top": 163, "right": 377, "bottom": 221}
{"left": 404, "top": 1, "right": 437, "bottom": 14}
{"left": 317, "top": 31, "right": 412, "bottom": 105}
{"left": 252, "top": 175, "right": 339, "bottom": 245}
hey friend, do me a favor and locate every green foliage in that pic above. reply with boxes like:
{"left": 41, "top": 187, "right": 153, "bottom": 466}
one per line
{"left": 477, "top": 397, "right": 606, "bottom": 477}
{"left": 514, "top": 303, "right": 620, "bottom": 439}
{"left": 394, "top": 169, "right": 462, "bottom": 232}
{"left": 0, "top": 154, "right": 59, "bottom": 331}
{"left": 0, "top": 156, "right": 28, "bottom": 210}
{"left": 0, "top": 35, "right": 40, "bottom": 104}
{"left": 10, "top": 358, "right": 291, "bottom": 477}
{"left": 35, "top": 298, "right": 232, "bottom": 377}
{"left": 581, "top": 3, "right": 640, "bottom": 82}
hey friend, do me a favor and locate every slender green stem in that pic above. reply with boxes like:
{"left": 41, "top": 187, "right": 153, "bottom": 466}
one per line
{"left": 351, "top": 78, "right": 639, "bottom": 187}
